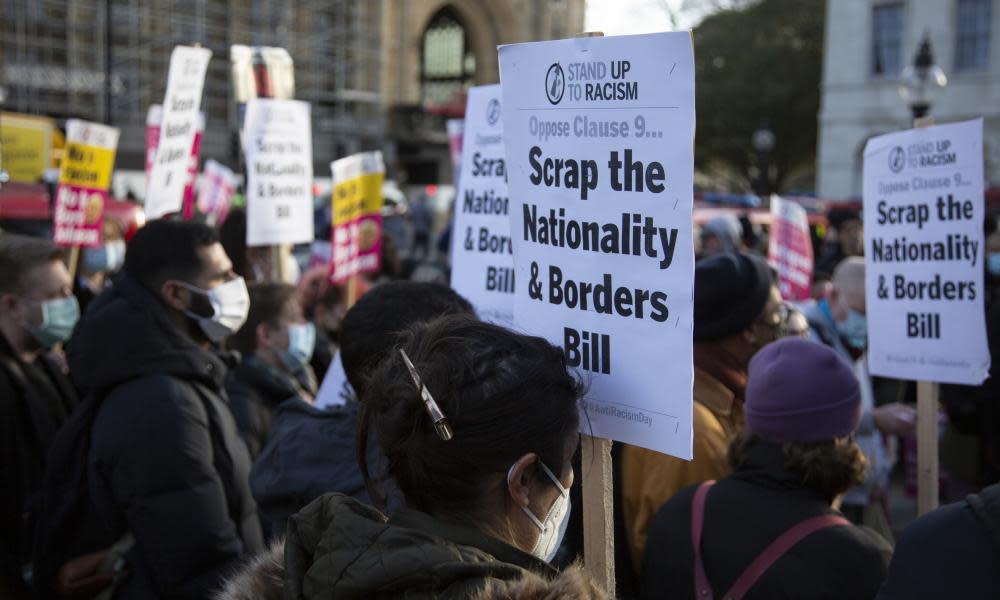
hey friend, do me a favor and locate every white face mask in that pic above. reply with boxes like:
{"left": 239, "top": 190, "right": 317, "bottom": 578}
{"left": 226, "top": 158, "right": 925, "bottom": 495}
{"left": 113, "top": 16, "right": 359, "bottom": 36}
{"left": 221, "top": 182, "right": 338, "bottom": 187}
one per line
{"left": 507, "top": 460, "right": 571, "bottom": 563}
{"left": 175, "top": 277, "right": 250, "bottom": 342}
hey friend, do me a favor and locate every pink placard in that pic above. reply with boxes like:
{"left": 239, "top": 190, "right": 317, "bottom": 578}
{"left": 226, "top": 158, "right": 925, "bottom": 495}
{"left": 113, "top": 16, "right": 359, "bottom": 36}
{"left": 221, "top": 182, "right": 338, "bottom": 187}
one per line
{"left": 330, "top": 214, "right": 383, "bottom": 284}
{"left": 53, "top": 185, "right": 108, "bottom": 248}
{"left": 768, "top": 196, "right": 813, "bottom": 301}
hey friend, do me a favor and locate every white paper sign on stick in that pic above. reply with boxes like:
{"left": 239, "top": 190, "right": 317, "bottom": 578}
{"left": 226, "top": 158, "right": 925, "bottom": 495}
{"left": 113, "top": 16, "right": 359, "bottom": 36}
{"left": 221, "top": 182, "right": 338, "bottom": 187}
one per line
{"left": 244, "top": 98, "right": 314, "bottom": 246}
{"left": 450, "top": 85, "right": 513, "bottom": 326}
{"left": 499, "top": 33, "right": 696, "bottom": 459}
{"left": 146, "top": 45, "right": 212, "bottom": 219}
{"left": 863, "top": 118, "right": 990, "bottom": 385}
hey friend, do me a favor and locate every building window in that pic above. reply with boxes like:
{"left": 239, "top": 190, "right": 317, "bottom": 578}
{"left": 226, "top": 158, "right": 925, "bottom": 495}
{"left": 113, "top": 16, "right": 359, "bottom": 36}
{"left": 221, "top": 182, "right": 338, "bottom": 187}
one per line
{"left": 956, "top": 0, "right": 992, "bottom": 71}
{"left": 421, "top": 8, "right": 475, "bottom": 107}
{"left": 872, "top": 3, "right": 904, "bottom": 77}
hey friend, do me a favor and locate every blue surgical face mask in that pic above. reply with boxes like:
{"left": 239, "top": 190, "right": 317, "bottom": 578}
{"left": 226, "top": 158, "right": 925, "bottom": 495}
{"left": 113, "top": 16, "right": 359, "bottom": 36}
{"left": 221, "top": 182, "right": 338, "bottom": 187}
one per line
{"left": 82, "top": 240, "right": 126, "bottom": 275}
{"left": 988, "top": 253, "right": 1000, "bottom": 277}
{"left": 836, "top": 308, "right": 868, "bottom": 350}
{"left": 23, "top": 296, "right": 81, "bottom": 349}
{"left": 279, "top": 322, "right": 316, "bottom": 372}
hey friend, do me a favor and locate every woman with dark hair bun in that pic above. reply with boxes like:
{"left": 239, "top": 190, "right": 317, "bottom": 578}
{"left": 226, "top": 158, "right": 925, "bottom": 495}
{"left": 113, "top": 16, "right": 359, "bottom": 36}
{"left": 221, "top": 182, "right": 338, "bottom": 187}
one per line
{"left": 219, "top": 314, "right": 607, "bottom": 599}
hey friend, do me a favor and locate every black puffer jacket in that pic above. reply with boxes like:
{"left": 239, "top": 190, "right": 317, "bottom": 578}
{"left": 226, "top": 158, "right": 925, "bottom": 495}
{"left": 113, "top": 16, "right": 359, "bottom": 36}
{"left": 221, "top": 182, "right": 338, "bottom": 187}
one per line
{"left": 68, "top": 274, "right": 264, "bottom": 599}
{"left": 640, "top": 441, "right": 892, "bottom": 600}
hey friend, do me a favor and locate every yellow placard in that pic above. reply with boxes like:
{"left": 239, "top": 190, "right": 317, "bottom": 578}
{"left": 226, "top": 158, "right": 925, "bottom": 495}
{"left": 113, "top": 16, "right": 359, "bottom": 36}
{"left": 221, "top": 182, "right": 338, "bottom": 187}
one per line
{"left": 58, "top": 142, "right": 116, "bottom": 190}
{"left": 332, "top": 172, "right": 384, "bottom": 225}
{"left": 1, "top": 113, "right": 54, "bottom": 183}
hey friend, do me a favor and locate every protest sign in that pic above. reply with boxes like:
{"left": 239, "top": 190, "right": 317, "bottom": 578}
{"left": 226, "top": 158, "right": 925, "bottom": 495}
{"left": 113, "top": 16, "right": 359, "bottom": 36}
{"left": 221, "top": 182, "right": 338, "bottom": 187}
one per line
{"left": 243, "top": 98, "right": 314, "bottom": 246}
{"left": 198, "top": 159, "right": 238, "bottom": 226}
{"left": 1, "top": 112, "right": 54, "bottom": 183}
{"left": 146, "top": 105, "right": 205, "bottom": 220}
{"left": 330, "top": 151, "right": 385, "bottom": 284}
{"left": 146, "top": 46, "right": 212, "bottom": 220}
{"left": 447, "top": 118, "right": 464, "bottom": 184}
{"left": 449, "top": 85, "right": 513, "bottom": 326}
{"left": 499, "top": 32, "right": 696, "bottom": 460}
{"left": 863, "top": 118, "right": 990, "bottom": 385}
{"left": 768, "top": 195, "right": 813, "bottom": 300}
{"left": 314, "top": 352, "right": 353, "bottom": 409}
{"left": 53, "top": 120, "right": 119, "bottom": 248}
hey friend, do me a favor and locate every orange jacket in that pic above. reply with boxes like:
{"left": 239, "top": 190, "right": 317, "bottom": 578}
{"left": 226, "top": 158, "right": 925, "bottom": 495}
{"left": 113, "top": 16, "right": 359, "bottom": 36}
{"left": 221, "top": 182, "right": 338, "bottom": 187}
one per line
{"left": 620, "top": 367, "right": 745, "bottom": 572}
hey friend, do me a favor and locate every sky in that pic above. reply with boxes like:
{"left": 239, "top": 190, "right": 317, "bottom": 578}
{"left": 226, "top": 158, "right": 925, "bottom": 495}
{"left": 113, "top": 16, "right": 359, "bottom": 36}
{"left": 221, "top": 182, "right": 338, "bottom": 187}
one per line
{"left": 584, "top": 0, "right": 709, "bottom": 35}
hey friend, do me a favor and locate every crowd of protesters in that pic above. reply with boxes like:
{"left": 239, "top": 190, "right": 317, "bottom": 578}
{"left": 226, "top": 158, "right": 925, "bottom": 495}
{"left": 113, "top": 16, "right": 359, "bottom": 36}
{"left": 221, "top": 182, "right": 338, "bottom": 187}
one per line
{"left": 1, "top": 199, "right": 999, "bottom": 600}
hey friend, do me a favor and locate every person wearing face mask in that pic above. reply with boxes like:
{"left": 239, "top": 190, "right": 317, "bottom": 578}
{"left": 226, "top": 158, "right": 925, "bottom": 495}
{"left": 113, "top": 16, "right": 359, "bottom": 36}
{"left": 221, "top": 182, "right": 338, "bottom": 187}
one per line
{"left": 0, "top": 234, "right": 80, "bottom": 597}
{"left": 35, "top": 220, "right": 264, "bottom": 600}
{"left": 219, "top": 314, "right": 608, "bottom": 599}
{"left": 797, "top": 257, "right": 914, "bottom": 540}
{"left": 74, "top": 220, "right": 127, "bottom": 315}
{"left": 640, "top": 339, "right": 892, "bottom": 600}
{"left": 620, "top": 251, "right": 787, "bottom": 578}
{"left": 226, "top": 283, "right": 317, "bottom": 460}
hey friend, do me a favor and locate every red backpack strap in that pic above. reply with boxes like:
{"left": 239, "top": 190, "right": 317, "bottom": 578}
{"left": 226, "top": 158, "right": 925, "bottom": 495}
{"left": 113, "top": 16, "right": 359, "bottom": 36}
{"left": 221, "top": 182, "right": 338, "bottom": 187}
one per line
{"left": 691, "top": 480, "right": 717, "bottom": 600}
{"left": 723, "top": 514, "right": 850, "bottom": 600}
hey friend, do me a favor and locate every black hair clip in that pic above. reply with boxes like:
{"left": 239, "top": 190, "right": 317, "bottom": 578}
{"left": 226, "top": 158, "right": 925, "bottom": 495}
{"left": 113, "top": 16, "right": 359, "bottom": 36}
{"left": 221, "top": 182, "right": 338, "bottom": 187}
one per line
{"left": 399, "top": 349, "right": 454, "bottom": 441}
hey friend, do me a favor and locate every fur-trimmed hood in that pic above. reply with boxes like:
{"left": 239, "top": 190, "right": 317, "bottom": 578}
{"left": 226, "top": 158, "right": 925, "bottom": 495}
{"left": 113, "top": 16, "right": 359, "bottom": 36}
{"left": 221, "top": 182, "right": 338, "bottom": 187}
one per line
{"left": 217, "top": 494, "right": 609, "bottom": 600}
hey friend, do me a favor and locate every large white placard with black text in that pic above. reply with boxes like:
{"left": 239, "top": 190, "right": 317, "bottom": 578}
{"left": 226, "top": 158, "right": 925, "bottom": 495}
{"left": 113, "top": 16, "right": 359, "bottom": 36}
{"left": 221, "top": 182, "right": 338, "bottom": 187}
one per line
{"left": 146, "top": 45, "right": 211, "bottom": 219}
{"left": 244, "top": 98, "right": 314, "bottom": 247}
{"left": 450, "top": 85, "right": 514, "bottom": 326}
{"left": 863, "top": 119, "right": 990, "bottom": 385}
{"left": 499, "top": 33, "right": 695, "bottom": 459}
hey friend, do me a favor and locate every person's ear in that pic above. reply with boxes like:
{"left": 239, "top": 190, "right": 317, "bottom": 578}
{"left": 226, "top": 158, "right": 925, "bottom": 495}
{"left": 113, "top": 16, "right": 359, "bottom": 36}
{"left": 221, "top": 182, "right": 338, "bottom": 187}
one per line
{"left": 160, "top": 280, "right": 191, "bottom": 313}
{"left": 0, "top": 293, "right": 22, "bottom": 317}
{"left": 507, "top": 452, "right": 538, "bottom": 508}
{"left": 256, "top": 322, "right": 274, "bottom": 350}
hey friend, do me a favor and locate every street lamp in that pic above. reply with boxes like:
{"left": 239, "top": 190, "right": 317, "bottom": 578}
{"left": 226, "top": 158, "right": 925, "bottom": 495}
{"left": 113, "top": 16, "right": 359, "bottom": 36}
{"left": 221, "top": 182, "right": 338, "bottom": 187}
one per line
{"left": 752, "top": 120, "right": 775, "bottom": 195}
{"left": 899, "top": 34, "right": 948, "bottom": 120}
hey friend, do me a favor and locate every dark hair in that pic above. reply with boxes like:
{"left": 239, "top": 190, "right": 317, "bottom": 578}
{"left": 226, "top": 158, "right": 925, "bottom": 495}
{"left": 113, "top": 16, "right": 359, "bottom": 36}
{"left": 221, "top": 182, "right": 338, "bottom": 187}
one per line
{"left": 358, "top": 314, "right": 583, "bottom": 526}
{"left": 218, "top": 208, "right": 248, "bottom": 279}
{"left": 728, "top": 433, "right": 867, "bottom": 502}
{"left": 124, "top": 219, "right": 220, "bottom": 292}
{"left": 229, "top": 283, "right": 297, "bottom": 355}
{"left": 827, "top": 208, "right": 862, "bottom": 231}
{"left": 340, "top": 281, "right": 474, "bottom": 395}
{"left": 0, "top": 234, "right": 65, "bottom": 295}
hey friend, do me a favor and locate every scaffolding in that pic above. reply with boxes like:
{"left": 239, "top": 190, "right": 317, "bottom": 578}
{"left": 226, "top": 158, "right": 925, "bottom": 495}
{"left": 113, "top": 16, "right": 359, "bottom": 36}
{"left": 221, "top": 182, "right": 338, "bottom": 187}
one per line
{"left": 0, "top": 0, "right": 385, "bottom": 169}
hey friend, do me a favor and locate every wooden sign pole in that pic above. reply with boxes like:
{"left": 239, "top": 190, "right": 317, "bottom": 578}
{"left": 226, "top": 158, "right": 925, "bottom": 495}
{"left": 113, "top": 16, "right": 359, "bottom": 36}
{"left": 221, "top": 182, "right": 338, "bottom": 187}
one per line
{"left": 912, "top": 115, "right": 939, "bottom": 516}
{"left": 581, "top": 435, "right": 615, "bottom": 594}
{"left": 66, "top": 246, "right": 81, "bottom": 280}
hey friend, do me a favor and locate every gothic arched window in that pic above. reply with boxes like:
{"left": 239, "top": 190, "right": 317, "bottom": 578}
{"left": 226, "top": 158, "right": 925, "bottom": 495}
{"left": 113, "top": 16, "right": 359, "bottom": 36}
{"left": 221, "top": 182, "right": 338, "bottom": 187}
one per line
{"left": 421, "top": 8, "right": 475, "bottom": 107}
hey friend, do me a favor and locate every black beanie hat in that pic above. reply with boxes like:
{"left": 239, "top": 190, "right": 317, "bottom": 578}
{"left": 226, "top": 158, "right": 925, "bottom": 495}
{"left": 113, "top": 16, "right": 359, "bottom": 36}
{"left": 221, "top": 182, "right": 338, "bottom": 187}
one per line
{"left": 694, "top": 252, "right": 773, "bottom": 341}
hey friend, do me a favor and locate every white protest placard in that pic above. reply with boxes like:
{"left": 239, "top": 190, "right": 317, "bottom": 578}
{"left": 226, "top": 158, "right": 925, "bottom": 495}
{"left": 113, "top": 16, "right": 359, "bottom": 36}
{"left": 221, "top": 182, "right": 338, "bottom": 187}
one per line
{"left": 244, "top": 98, "right": 314, "bottom": 246}
{"left": 146, "top": 45, "right": 212, "bottom": 219}
{"left": 450, "top": 85, "right": 513, "bottom": 326}
{"left": 499, "top": 33, "right": 695, "bottom": 459}
{"left": 314, "top": 352, "right": 353, "bottom": 409}
{"left": 864, "top": 119, "right": 990, "bottom": 385}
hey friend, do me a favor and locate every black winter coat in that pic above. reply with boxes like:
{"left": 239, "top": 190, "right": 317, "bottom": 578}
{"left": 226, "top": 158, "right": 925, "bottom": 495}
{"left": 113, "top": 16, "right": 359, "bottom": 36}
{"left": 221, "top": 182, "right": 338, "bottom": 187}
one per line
{"left": 640, "top": 441, "right": 892, "bottom": 600}
{"left": 0, "top": 334, "right": 78, "bottom": 595}
{"left": 225, "top": 356, "right": 305, "bottom": 459}
{"left": 67, "top": 274, "right": 264, "bottom": 600}
{"left": 877, "top": 482, "right": 1000, "bottom": 599}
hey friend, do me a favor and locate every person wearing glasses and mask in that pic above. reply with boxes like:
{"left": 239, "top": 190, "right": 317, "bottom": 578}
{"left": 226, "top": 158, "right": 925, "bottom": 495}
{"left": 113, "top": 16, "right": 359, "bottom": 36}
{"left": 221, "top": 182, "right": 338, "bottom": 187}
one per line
{"left": 620, "top": 251, "right": 788, "bottom": 579}
{"left": 220, "top": 314, "right": 608, "bottom": 599}
{"left": 0, "top": 234, "right": 80, "bottom": 597}
{"left": 226, "top": 282, "right": 317, "bottom": 461}
{"left": 57, "top": 220, "right": 263, "bottom": 600}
